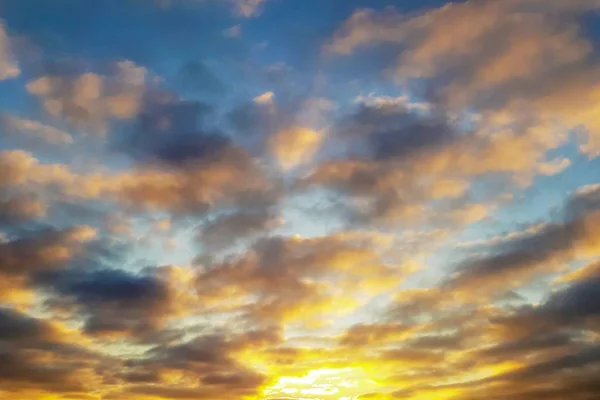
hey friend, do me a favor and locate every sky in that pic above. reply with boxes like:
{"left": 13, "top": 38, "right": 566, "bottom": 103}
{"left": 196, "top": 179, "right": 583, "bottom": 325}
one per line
{"left": 2, "top": 0, "right": 600, "bottom": 399}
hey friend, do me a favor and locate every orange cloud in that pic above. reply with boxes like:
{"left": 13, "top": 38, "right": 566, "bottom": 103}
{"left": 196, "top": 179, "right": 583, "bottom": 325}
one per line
{"left": 269, "top": 125, "right": 323, "bottom": 170}
{"left": 26, "top": 60, "right": 147, "bottom": 134}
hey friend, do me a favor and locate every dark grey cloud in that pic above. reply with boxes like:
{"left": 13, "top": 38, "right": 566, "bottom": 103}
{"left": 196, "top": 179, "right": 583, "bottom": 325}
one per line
{"left": 118, "top": 98, "right": 230, "bottom": 167}
{"left": 493, "top": 275, "right": 600, "bottom": 337}
{"left": 226, "top": 94, "right": 305, "bottom": 144}
{"left": 111, "top": 94, "right": 283, "bottom": 219}
{"left": 197, "top": 209, "right": 281, "bottom": 253}
{"left": 500, "top": 344, "right": 600, "bottom": 382}
{"left": 477, "top": 332, "right": 573, "bottom": 360}
{"left": 337, "top": 103, "right": 455, "bottom": 161}
{"left": 40, "top": 267, "right": 175, "bottom": 337}
{"left": 0, "top": 226, "right": 93, "bottom": 276}
{"left": 0, "top": 307, "right": 53, "bottom": 344}
{"left": 565, "top": 184, "right": 600, "bottom": 219}
{"left": 120, "top": 329, "right": 277, "bottom": 399}
{"left": 446, "top": 220, "right": 580, "bottom": 289}
{"left": 545, "top": 275, "right": 600, "bottom": 321}
{"left": 298, "top": 101, "right": 460, "bottom": 226}
{"left": 0, "top": 307, "right": 113, "bottom": 395}
{"left": 445, "top": 184, "right": 600, "bottom": 293}
{"left": 407, "top": 333, "right": 466, "bottom": 351}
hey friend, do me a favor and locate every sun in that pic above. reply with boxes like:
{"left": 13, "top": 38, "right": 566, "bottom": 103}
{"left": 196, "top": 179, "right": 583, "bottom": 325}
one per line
{"left": 262, "top": 367, "right": 380, "bottom": 399}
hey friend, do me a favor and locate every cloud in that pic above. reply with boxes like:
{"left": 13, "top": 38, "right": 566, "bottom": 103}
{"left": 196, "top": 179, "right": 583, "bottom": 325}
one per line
{"left": 352, "top": 183, "right": 600, "bottom": 399}
{"left": 3, "top": 1, "right": 600, "bottom": 399}
{"left": 0, "top": 146, "right": 278, "bottom": 218}
{"left": 110, "top": 152, "right": 277, "bottom": 216}
{"left": 0, "top": 150, "right": 73, "bottom": 189}
{"left": 195, "top": 232, "right": 400, "bottom": 326}
{"left": 0, "top": 222, "right": 98, "bottom": 310}
{"left": 269, "top": 125, "right": 323, "bottom": 170}
{"left": 254, "top": 91, "right": 275, "bottom": 105}
{"left": 0, "top": 195, "right": 47, "bottom": 226}
{"left": 40, "top": 265, "right": 197, "bottom": 338}
{"left": 0, "top": 307, "right": 63, "bottom": 344}
{"left": 0, "top": 23, "right": 19, "bottom": 80}
{"left": 556, "top": 259, "right": 600, "bottom": 283}
{"left": 0, "top": 225, "right": 96, "bottom": 276}
{"left": 108, "top": 95, "right": 283, "bottom": 216}
{"left": 230, "top": 0, "right": 266, "bottom": 17}
{"left": 121, "top": 329, "right": 276, "bottom": 399}
{"left": 197, "top": 209, "right": 283, "bottom": 252}
{"left": 445, "top": 185, "right": 600, "bottom": 297}
{"left": 494, "top": 274, "right": 600, "bottom": 338}
{"left": 122, "top": 98, "right": 218, "bottom": 165}
{"left": 224, "top": 24, "right": 242, "bottom": 38}
{"left": 227, "top": 93, "right": 293, "bottom": 142}
{"left": 378, "top": 347, "right": 446, "bottom": 366}
{"left": 463, "top": 343, "right": 600, "bottom": 400}
{"left": 328, "top": 1, "right": 596, "bottom": 89}
{"left": 0, "top": 307, "right": 111, "bottom": 396}
{"left": 227, "top": 93, "right": 332, "bottom": 161}
{"left": 1, "top": 114, "right": 73, "bottom": 145}
{"left": 476, "top": 332, "right": 573, "bottom": 361}
{"left": 339, "top": 323, "right": 413, "bottom": 348}
{"left": 299, "top": 90, "right": 578, "bottom": 229}
{"left": 154, "top": 0, "right": 269, "bottom": 18}
{"left": 327, "top": 1, "right": 600, "bottom": 159}
{"left": 26, "top": 60, "right": 147, "bottom": 134}
{"left": 119, "top": 96, "right": 261, "bottom": 175}
{"left": 297, "top": 101, "right": 459, "bottom": 225}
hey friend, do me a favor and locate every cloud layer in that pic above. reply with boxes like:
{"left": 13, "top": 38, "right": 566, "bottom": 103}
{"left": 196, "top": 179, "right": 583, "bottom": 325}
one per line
{"left": 1, "top": 1, "right": 600, "bottom": 399}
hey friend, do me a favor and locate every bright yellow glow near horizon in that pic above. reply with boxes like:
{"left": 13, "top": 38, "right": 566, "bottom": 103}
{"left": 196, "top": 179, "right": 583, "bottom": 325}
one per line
{"left": 262, "top": 367, "right": 381, "bottom": 399}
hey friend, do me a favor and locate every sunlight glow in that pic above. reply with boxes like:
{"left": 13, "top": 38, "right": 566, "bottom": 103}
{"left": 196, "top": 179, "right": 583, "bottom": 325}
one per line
{"left": 263, "top": 367, "right": 380, "bottom": 399}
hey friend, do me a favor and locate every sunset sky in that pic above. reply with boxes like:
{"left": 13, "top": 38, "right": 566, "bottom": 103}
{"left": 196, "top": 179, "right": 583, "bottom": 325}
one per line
{"left": 2, "top": 0, "right": 600, "bottom": 399}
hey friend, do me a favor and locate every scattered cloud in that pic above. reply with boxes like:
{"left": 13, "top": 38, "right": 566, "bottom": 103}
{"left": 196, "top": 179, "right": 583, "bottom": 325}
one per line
{"left": 26, "top": 61, "right": 147, "bottom": 135}
{"left": 2, "top": 1, "right": 600, "bottom": 399}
